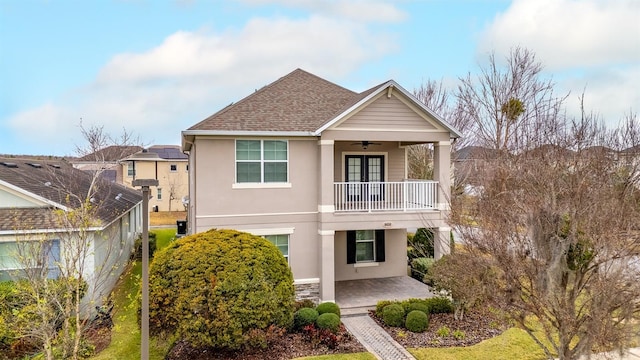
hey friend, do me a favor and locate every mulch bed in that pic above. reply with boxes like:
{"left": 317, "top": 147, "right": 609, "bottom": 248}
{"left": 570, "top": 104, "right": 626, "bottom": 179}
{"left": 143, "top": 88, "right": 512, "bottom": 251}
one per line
{"left": 166, "top": 325, "right": 367, "bottom": 360}
{"left": 370, "top": 308, "right": 509, "bottom": 348}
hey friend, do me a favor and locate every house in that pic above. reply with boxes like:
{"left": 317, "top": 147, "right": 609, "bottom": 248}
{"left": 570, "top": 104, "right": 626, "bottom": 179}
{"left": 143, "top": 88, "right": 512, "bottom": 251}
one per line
{"left": 0, "top": 157, "right": 142, "bottom": 305}
{"left": 121, "top": 145, "right": 189, "bottom": 212}
{"left": 181, "top": 69, "right": 462, "bottom": 303}
{"left": 71, "top": 145, "right": 143, "bottom": 183}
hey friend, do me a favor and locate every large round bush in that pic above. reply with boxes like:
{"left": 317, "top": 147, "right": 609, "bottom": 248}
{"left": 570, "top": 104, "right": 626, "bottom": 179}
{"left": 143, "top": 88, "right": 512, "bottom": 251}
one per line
{"left": 405, "top": 310, "right": 429, "bottom": 333}
{"left": 382, "top": 303, "right": 405, "bottom": 327}
{"left": 316, "top": 302, "right": 340, "bottom": 317}
{"left": 148, "top": 229, "right": 295, "bottom": 349}
{"left": 316, "top": 313, "right": 341, "bottom": 333}
{"left": 294, "top": 307, "right": 318, "bottom": 330}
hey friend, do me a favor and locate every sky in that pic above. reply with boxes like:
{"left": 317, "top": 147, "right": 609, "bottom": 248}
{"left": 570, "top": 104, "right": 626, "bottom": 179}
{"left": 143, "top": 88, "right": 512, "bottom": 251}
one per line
{"left": 0, "top": 0, "right": 638, "bottom": 156}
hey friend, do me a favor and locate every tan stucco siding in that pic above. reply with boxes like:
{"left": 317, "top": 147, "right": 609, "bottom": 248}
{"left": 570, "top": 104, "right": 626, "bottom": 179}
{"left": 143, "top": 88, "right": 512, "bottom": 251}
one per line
{"left": 336, "top": 92, "right": 437, "bottom": 131}
{"left": 122, "top": 159, "right": 188, "bottom": 212}
{"left": 334, "top": 229, "right": 408, "bottom": 281}
{"left": 192, "top": 138, "right": 319, "bottom": 217}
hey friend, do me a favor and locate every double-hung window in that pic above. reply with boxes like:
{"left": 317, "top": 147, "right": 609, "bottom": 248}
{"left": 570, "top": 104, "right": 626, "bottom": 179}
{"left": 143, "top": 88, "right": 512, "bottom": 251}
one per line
{"left": 347, "top": 230, "right": 385, "bottom": 264}
{"left": 264, "top": 234, "right": 289, "bottom": 263}
{"left": 236, "top": 140, "right": 288, "bottom": 183}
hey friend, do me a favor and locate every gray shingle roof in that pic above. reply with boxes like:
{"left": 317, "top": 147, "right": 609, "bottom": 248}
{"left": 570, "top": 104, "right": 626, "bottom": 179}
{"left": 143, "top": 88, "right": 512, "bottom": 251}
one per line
{"left": 75, "top": 145, "right": 143, "bottom": 162}
{"left": 0, "top": 157, "right": 142, "bottom": 232}
{"left": 188, "top": 68, "right": 362, "bottom": 132}
{"left": 147, "top": 145, "right": 188, "bottom": 160}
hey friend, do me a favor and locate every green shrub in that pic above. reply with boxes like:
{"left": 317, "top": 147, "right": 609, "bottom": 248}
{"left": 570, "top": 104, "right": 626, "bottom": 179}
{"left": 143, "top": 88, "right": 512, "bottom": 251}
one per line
{"left": 0, "top": 281, "right": 18, "bottom": 346}
{"left": 408, "top": 228, "right": 435, "bottom": 259}
{"left": 453, "top": 329, "right": 466, "bottom": 340}
{"left": 436, "top": 325, "right": 451, "bottom": 337}
{"left": 405, "top": 310, "right": 429, "bottom": 333}
{"left": 375, "top": 300, "right": 394, "bottom": 318}
{"left": 148, "top": 229, "right": 295, "bottom": 349}
{"left": 294, "top": 308, "right": 319, "bottom": 330}
{"left": 316, "top": 313, "right": 341, "bottom": 333}
{"left": 133, "top": 232, "right": 157, "bottom": 259}
{"left": 410, "top": 257, "right": 436, "bottom": 283}
{"left": 425, "top": 297, "right": 454, "bottom": 314}
{"left": 382, "top": 303, "right": 405, "bottom": 327}
{"left": 404, "top": 300, "right": 430, "bottom": 315}
{"left": 316, "top": 302, "right": 340, "bottom": 318}
{"left": 294, "top": 299, "right": 316, "bottom": 311}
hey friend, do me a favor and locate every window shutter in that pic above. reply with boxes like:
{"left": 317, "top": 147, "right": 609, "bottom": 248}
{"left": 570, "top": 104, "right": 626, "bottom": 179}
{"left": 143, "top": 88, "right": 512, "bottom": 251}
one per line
{"left": 347, "top": 231, "right": 356, "bottom": 264}
{"left": 375, "top": 229, "right": 385, "bottom": 262}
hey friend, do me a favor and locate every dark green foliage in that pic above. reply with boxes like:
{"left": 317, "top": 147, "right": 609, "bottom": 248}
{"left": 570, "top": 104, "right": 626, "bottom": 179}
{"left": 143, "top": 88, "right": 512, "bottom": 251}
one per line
{"left": 425, "top": 297, "right": 454, "bottom": 314}
{"left": 405, "top": 310, "right": 429, "bottom": 333}
{"left": 410, "top": 257, "right": 436, "bottom": 283}
{"left": 316, "top": 302, "right": 340, "bottom": 318}
{"left": 0, "top": 282, "right": 18, "bottom": 347}
{"left": 294, "top": 299, "right": 316, "bottom": 311}
{"left": 408, "top": 228, "right": 435, "bottom": 259}
{"left": 294, "top": 308, "right": 319, "bottom": 330}
{"left": 382, "top": 304, "right": 405, "bottom": 327}
{"left": 133, "top": 232, "right": 157, "bottom": 259}
{"left": 375, "top": 300, "right": 394, "bottom": 318}
{"left": 403, "top": 299, "right": 430, "bottom": 315}
{"left": 148, "top": 229, "right": 295, "bottom": 349}
{"left": 315, "top": 313, "right": 341, "bottom": 333}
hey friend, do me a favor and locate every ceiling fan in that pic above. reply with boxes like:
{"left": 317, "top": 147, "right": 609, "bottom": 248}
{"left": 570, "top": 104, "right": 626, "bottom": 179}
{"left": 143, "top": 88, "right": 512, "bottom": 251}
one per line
{"left": 350, "top": 141, "right": 382, "bottom": 150}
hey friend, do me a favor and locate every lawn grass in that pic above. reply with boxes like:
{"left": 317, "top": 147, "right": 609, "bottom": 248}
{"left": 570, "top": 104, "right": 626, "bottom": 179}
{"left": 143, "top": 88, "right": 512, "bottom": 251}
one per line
{"left": 295, "top": 353, "right": 377, "bottom": 360}
{"left": 149, "top": 211, "right": 186, "bottom": 226}
{"left": 91, "top": 229, "right": 176, "bottom": 360}
{"left": 408, "top": 328, "right": 547, "bottom": 360}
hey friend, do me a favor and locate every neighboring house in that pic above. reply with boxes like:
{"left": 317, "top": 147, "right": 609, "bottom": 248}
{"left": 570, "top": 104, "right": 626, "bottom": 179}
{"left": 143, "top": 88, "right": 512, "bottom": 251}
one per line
{"left": 453, "top": 145, "right": 502, "bottom": 187}
{"left": 71, "top": 145, "right": 142, "bottom": 183}
{"left": 0, "top": 157, "right": 142, "bottom": 304}
{"left": 121, "top": 145, "right": 189, "bottom": 212}
{"left": 181, "top": 69, "right": 461, "bottom": 303}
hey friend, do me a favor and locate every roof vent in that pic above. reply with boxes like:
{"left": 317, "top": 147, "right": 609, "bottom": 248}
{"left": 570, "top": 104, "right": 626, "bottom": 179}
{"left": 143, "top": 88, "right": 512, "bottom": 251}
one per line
{"left": 1, "top": 162, "right": 18, "bottom": 168}
{"left": 28, "top": 163, "right": 42, "bottom": 168}
{"left": 44, "top": 181, "right": 52, "bottom": 187}
{"left": 115, "top": 193, "right": 123, "bottom": 200}
{"left": 48, "top": 164, "right": 61, "bottom": 169}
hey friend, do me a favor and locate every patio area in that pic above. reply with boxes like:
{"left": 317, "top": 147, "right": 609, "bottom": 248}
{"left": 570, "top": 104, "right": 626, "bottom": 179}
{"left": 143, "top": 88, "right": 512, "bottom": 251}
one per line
{"left": 335, "top": 276, "right": 435, "bottom": 315}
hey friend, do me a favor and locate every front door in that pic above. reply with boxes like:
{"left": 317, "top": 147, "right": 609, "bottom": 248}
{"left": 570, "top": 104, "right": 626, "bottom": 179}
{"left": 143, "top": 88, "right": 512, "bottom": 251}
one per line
{"left": 345, "top": 155, "right": 384, "bottom": 201}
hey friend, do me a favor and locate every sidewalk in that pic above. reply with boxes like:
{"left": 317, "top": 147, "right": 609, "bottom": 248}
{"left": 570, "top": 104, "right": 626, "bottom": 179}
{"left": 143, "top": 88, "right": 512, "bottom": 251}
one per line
{"left": 578, "top": 347, "right": 640, "bottom": 360}
{"left": 342, "top": 314, "right": 416, "bottom": 360}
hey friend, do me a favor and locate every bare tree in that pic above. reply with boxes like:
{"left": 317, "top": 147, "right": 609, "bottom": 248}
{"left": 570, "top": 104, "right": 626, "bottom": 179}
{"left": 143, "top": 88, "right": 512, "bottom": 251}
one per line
{"left": 451, "top": 105, "right": 640, "bottom": 359}
{"left": 5, "top": 123, "right": 143, "bottom": 359}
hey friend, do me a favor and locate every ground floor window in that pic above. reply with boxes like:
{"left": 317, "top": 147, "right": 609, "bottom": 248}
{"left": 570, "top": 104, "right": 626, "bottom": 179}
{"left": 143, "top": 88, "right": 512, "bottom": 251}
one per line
{"left": 0, "top": 240, "right": 60, "bottom": 281}
{"left": 264, "top": 234, "right": 289, "bottom": 263}
{"left": 347, "top": 230, "right": 385, "bottom": 264}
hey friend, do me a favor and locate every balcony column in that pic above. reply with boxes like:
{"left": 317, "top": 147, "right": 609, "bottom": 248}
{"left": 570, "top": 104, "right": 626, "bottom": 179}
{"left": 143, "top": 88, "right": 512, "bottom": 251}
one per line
{"left": 435, "top": 227, "right": 452, "bottom": 259}
{"left": 318, "top": 230, "right": 336, "bottom": 302}
{"left": 318, "top": 139, "right": 335, "bottom": 214}
{"left": 433, "top": 141, "right": 451, "bottom": 210}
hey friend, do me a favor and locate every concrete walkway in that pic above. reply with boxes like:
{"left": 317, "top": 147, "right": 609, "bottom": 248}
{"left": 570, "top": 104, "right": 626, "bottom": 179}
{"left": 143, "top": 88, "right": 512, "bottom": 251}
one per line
{"left": 342, "top": 314, "right": 416, "bottom": 360}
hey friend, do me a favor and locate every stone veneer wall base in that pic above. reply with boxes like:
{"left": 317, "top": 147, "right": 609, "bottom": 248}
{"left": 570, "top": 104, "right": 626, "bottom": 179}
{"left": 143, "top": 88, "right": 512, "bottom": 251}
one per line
{"left": 294, "top": 282, "right": 319, "bottom": 304}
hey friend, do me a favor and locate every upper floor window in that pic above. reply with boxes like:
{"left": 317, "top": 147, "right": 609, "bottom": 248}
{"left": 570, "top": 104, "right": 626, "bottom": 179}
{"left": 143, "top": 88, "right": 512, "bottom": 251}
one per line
{"left": 236, "top": 140, "right": 288, "bottom": 183}
{"left": 127, "top": 162, "right": 135, "bottom": 177}
{"left": 157, "top": 188, "right": 162, "bottom": 200}
{"left": 170, "top": 164, "right": 177, "bottom": 172}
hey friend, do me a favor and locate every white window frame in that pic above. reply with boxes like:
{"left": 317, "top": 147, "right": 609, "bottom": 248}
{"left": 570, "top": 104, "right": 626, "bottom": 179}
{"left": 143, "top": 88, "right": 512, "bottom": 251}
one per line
{"left": 264, "top": 234, "right": 289, "bottom": 263}
{"left": 157, "top": 188, "right": 162, "bottom": 200}
{"left": 356, "top": 230, "right": 376, "bottom": 263}
{"left": 127, "top": 162, "right": 135, "bottom": 177}
{"left": 235, "top": 139, "right": 289, "bottom": 185}
{"left": 170, "top": 164, "right": 177, "bottom": 172}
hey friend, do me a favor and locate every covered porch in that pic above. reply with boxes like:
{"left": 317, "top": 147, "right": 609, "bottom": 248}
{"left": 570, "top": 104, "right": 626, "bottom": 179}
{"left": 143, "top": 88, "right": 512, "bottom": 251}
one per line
{"left": 335, "top": 276, "right": 436, "bottom": 315}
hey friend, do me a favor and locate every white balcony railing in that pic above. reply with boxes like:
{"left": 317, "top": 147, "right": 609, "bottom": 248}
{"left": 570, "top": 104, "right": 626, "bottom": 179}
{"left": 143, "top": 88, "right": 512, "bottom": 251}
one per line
{"left": 334, "top": 180, "right": 439, "bottom": 212}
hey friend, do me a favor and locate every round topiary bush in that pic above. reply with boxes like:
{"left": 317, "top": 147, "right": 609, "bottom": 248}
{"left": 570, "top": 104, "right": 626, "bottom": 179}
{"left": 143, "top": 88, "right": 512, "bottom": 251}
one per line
{"left": 316, "top": 313, "right": 341, "bottom": 333}
{"left": 382, "top": 303, "right": 405, "bottom": 327}
{"left": 316, "top": 302, "right": 340, "bottom": 318}
{"left": 294, "top": 307, "right": 319, "bottom": 330}
{"left": 148, "top": 229, "right": 295, "bottom": 349}
{"left": 405, "top": 301, "right": 430, "bottom": 315}
{"left": 405, "top": 310, "right": 429, "bottom": 333}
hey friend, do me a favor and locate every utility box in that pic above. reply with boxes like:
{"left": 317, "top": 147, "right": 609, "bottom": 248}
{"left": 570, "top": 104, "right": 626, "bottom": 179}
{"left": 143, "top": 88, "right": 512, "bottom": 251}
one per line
{"left": 176, "top": 220, "right": 187, "bottom": 237}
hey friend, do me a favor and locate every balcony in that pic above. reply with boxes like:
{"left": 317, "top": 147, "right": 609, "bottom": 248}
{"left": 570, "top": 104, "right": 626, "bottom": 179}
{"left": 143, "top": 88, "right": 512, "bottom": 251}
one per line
{"left": 334, "top": 180, "right": 439, "bottom": 212}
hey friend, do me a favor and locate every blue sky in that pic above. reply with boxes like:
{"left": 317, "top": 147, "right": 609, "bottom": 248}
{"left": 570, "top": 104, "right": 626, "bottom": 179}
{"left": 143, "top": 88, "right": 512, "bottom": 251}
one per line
{"left": 1, "top": 0, "right": 638, "bottom": 156}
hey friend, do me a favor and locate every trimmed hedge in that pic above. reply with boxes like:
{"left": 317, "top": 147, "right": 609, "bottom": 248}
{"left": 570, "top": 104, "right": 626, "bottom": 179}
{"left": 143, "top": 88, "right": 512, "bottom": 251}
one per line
{"left": 316, "top": 313, "right": 341, "bottom": 333}
{"left": 294, "top": 308, "right": 319, "bottom": 330}
{"left": 405, "top": 310, "right": 429, "bottom": 333}
{"left": 382, "top": 304, "right": 405, "bottom": 327}
{"left": 316, "top": 302, "right": 340, "bottom": 318}
{"left": 148, "top": 229, "right": 295, "bottom": 349}
{"left": 375, "top": 300, "right": 394, "bottom": 318}
{"left": 425, "top": 297, "right": 454, "bottom": 314}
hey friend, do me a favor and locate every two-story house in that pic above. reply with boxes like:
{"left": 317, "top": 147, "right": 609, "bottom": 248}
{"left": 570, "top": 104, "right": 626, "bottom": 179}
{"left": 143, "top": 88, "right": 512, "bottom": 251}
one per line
{"left": 122, "top": 145, "right": 189, "bottom": 212}
{"left": 181, "top": 69, "right": 461, "bottom": 303}
{"left": 0, "top": 157, "right": 142, "bottom": 306}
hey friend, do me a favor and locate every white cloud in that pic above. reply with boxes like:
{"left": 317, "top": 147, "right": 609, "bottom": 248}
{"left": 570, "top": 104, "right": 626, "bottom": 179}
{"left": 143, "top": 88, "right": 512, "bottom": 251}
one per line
{"left": 478, "top": 0, "right": 640, "bottom": 127}
{"left": 479, "top": 0, "right": 640, "bottom": 70}
{"left": 7, "top": 14, "right": 397, "bottom": 154}
{"left": 241, "top": 0, "right": 407, "bottom": 23}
